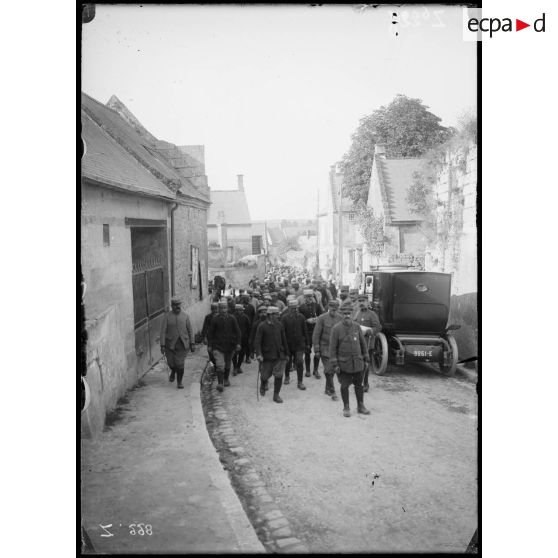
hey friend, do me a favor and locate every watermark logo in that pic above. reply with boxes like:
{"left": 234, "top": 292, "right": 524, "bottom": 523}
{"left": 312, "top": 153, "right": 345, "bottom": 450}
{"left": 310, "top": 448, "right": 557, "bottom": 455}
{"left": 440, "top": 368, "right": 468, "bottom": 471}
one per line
{"left": 463, "top": 8, "right": 546, "bottom": 40}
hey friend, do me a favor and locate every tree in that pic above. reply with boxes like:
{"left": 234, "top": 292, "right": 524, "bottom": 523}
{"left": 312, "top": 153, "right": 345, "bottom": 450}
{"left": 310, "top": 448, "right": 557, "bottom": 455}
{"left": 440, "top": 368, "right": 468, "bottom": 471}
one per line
{"left": 341, "top": 94, "right": 453, "bottom": 206}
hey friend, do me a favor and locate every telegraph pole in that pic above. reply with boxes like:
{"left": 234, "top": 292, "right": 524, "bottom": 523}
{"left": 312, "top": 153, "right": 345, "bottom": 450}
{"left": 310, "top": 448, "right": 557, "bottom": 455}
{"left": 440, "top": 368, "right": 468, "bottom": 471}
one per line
{"left": 315, "top": 188, "right": 320, "bottom": 275}
{"left": 264, "top": 219, "right": 268, "bottom": 275}
{"left": 338, "top": 173, "right": 343, "bottom": 286}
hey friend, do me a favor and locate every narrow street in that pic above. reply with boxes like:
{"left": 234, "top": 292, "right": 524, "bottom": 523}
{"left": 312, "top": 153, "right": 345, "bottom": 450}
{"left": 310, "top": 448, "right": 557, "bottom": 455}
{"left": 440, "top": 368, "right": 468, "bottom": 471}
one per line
{"left": 208, "top": 359, "right": 477, "bottom": 553}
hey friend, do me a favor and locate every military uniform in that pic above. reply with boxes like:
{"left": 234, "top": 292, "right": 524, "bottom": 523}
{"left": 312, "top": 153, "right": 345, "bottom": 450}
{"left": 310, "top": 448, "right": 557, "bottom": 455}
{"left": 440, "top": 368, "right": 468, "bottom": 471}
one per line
{"left": 352, "top": 305, "right": 382, "bottom": 390}
{"left": 280, "top": 303, "right": 309, "bottom": 388}
{"left": 330, "top": 301, "right": 371, "bottom": 417}
{"left": 232, "top": 307, "right": 251, "bottom": 375}
{"left": 254, "top": 308, "right": 289, "bottom": 403}
{"left": 207, "top": 309, "right": 241, "bottom": 390}
{"left": 160, "top": 298, "right": 194, "bottom": 389}
{"left": 312, "top": 306, "right": 343, "bottom": 399}
{"left": 299, "top": 298, "right": 323, "bottom": 376}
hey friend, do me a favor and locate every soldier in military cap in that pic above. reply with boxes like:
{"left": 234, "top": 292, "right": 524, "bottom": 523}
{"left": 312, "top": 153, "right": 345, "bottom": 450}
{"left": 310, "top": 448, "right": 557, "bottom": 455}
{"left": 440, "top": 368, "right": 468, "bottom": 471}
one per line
{"left": 353, "top": 293, "right": 382, "bottom": 392}
{"left": 207, "top": 300, "right": 241, "bottom": 391}
{"left": 339, "top": 285, "right": 350, "bottom": 302}
{"left": 312, "top": 299, "right": 342, "bottom": 400}
{"left": 201, "top": 301, "right": 219, "bottom": 368}
{"left": 280, "top": 298, "right": 309, "bottom": 390}
{"left": 299, "top": 288, "right": 323, "bottom": 377}
{"left": 160, "top": 296, "right": 194, "bottom": 389}
{"left": 249, "top": 305, "right": 268, "bottom": 359}
{"left": 254, "top": 306, "right": 289, "bottom": 403}
{"left": 330, "top": 299, "right": 371, "bottom": 417}
{"left": 232, "top": 304, "right": 251, "bottom": 375}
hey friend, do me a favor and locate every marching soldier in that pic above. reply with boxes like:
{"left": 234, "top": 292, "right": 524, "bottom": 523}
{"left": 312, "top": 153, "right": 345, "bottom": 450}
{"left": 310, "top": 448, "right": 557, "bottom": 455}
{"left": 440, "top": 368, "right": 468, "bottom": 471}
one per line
{"left": 232, "top": 304, "right": 251, "bottom": 376}
{"left": 160, "top": 296, "right": 195, "bottom": 389}
{"left": 330, "top": 300, "right": 371, "bottom": 417}
{"left": 249, "top": 305, "right": 268, "bottom": 358}
{"left": 312, "top": 299, "right": 342, "bottom": 401}
{"left": 270, "top": 291, "right": 286, "bottom": 314}
{"left": 254, "top": 306, "right": 290, "bottom": 403}
{"left": 352, "top": 293, "right": 382, "bottom": 392}
{"left": 201, "top": 302, "right": 219, "bottom": 368}
{"left": 207, "top": 300, "right": 241, "bottom": 392}
{"left": 299, "top": 288, "right": 323, "bottom": 377}
{"left": 280, "top": 299, "right": 309, "bottom": 390}
{"left": 338, "top": 285, "right": 350, "bottom": 303}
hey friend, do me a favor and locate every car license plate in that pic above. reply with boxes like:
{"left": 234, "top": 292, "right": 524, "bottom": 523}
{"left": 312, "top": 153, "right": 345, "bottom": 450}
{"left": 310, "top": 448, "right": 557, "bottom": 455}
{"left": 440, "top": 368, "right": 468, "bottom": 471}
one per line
{"left": 404, "top": 345, "right": 441, "bottom": 362}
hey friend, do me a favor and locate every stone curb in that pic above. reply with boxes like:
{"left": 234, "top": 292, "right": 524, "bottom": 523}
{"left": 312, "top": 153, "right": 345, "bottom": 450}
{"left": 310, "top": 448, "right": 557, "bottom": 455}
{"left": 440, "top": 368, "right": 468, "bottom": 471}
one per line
{"left": 200, "top": 368, "right": 309, "bottom": 554}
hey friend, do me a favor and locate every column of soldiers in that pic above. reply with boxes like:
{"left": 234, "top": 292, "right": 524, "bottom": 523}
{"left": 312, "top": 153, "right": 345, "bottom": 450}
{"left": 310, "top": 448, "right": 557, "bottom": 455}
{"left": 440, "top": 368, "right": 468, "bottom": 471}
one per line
{"left": 196, "top": 268, "right": 381, "bottom": 416}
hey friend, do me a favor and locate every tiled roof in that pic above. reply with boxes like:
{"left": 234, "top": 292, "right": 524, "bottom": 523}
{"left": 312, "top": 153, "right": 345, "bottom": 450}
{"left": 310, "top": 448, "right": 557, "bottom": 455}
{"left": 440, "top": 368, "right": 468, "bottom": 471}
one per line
{"left": 375, "top": 156, "right": 425, "bottom": 222}
{"left": 81, "top": 110, "right": 176, "bottom": 200}
{"left": 81, "top": 92, "right": 208, "bottom": 203}
{"left": 82, "top": 93, "right": 183, "bottom": 188}
{"left": 207, "top": 190, "right": 251, "bottom": 225}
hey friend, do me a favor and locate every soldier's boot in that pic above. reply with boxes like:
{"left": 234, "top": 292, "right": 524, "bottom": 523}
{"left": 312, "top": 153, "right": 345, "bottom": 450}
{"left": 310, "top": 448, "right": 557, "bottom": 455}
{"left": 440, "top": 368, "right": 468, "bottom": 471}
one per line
{"left": 313, "top": 355, "right": 320, "bottom": 376}
{"left": 273, "top": 377, "right": 283, "bottom": 403}
{"left": 169, "top": 368, "right": 176, "bottom": 383}
{"left": 260, "top": 378, "right": 267, "bottom": 396}
{"left": 224, "top": 368, "right": 231, "bottom": 387}
{"left": 216, "top": 369, "right": 224, "bottom": 392}
{"left": 356, "top": 385, "right": 370, "bottom": 414}
{"left": 313, "top": 369, "right": 322, "bottom": 379}
{"left": 284, "top": 373, "right": 290, "bottom": 384}
{"left": 304, "top": 353, "right": 311, "bottom": 377}
{"left": 232, "top": 367, "right": 238, "bottom": 377}
{"left": 176, "top": 369, "right": 184, "bottom": 389}
{"left": 363, "top": 364, "right": 370, "bottom": 392}
{"left": 341, "top": 386, "right": 350, "bottom": 416}
{"left": 325, "top": 375, "right": 337, "bottom": 399}
{"left": 296, "top": 367, "right": 305, "bottom": 389}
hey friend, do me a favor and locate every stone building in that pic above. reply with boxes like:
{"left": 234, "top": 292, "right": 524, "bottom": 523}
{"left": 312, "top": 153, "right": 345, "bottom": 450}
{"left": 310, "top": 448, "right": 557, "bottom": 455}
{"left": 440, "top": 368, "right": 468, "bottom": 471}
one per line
{"left": 364, "top": 145, "right": 428, "bottom": 269}
{"left": 81, "top": 92, "right": 210, "bottom": 437}
{"left": 207, "top": 174, "right": 253, "bottom": 265}
{"left": 317, "top": 163, "right": 363, "bottom": 285}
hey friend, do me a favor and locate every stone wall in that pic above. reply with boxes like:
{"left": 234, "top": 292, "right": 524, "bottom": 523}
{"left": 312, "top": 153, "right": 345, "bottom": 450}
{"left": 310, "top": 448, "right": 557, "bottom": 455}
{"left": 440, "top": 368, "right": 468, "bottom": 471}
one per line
{"left": 173, "top": 203, "right": 209, "bottom": 314}
{"left": 81, "top": 183, "right": 170, "bottom": 438}
{"left": 427, "top": 143, "right": 477, "bottom": 295}
{"left": 425, "top": 142, "right": 478, "bottom": 364}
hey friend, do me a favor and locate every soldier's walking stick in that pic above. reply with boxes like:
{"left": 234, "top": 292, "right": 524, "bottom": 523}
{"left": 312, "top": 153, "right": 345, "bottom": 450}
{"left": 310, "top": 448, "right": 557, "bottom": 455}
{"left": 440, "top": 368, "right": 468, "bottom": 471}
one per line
{"left": 256, "top": 360, "right": 261, "bottom": 401}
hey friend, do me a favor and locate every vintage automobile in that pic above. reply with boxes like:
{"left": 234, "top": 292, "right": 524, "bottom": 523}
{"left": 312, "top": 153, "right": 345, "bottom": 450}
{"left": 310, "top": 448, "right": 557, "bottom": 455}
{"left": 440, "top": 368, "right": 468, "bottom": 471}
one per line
{"left": 367, "top": 270, "right": 459, "bottom": 376}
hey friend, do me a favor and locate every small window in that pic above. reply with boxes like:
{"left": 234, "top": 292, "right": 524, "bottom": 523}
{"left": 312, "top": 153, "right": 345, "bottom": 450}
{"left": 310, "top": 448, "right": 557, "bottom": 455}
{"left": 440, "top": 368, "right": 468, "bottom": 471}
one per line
{"left": 103, "top": 224, "right": 110, "bottom": 246}
{"left": 348, "top": 212, "right": 355, "bottom": 221}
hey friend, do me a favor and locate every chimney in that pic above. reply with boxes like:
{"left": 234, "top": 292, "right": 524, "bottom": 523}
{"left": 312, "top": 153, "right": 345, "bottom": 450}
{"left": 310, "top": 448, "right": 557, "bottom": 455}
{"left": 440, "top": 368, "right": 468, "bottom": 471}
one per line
{"left": 375, "top": 144, "right": 386, "bottom": 157}
{"left": 237, "top": 174, "right": 244, "bottom": 192}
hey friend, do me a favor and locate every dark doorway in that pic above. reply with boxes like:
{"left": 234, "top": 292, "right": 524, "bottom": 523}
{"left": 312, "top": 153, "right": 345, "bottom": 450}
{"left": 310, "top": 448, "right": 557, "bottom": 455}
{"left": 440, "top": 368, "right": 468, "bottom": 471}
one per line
{"left": 130, "top": 226, "right": 169, "bottom": 377}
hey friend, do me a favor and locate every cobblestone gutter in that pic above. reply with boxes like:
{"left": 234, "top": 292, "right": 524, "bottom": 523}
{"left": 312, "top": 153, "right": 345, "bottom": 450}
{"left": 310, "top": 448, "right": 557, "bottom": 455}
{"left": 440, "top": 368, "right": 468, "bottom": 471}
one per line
{"left": 201, "top": 374, "right": 308, "bottom": 554}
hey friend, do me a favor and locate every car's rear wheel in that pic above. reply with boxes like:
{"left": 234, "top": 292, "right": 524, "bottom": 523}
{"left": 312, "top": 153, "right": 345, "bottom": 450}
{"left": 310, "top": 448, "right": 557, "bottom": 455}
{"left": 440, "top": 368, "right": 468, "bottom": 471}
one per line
{"left": 439, "top": 334, "right": 458, "bottom": 377}
{"left": 371, "top": 332, "right": 388, "bottom": 376}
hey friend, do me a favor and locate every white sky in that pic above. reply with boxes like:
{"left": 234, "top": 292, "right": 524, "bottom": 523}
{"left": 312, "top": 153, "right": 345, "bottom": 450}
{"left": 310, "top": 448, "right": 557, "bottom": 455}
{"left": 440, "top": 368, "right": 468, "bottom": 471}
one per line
{"left": 82, "top": 4, "right": 476, "bottom": 221}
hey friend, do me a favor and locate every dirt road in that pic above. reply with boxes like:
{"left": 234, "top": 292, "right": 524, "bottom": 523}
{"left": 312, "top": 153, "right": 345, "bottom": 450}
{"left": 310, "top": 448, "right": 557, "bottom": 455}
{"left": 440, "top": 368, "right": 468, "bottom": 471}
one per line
{"left": 215, "top": 360, "right": 477, "bottom": 553}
